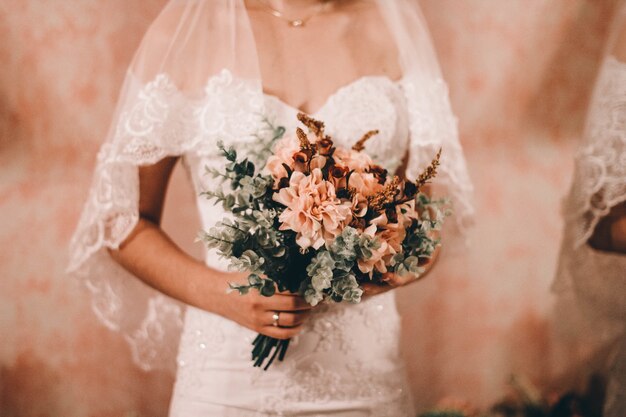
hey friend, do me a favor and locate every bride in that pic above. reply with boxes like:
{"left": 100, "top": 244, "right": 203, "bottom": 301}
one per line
{"left": 68, "top": 0, "right": 473, "bottom": 415}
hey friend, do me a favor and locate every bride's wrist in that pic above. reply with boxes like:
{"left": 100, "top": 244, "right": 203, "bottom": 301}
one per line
{"left": 185, "top": 266, "right": 246, "bottom": 315}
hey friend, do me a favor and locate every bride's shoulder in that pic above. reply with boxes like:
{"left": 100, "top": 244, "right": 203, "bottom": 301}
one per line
{"left": 132, "top": 2, "right": 231, "bottom": 91}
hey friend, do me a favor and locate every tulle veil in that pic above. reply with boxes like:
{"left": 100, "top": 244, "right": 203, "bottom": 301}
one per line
{"left": 67, "top": 0, "right": 474, "bottom": 372}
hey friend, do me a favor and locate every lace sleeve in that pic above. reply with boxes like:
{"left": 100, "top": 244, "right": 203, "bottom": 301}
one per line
{"left": 563, "top": 56, "right": 626, "bottom": 248}
{"left": 66, "top": 73, "right": 194, "bottom": 372}
{"left": 67, "top": 66, "right": 265, "bottom": 372}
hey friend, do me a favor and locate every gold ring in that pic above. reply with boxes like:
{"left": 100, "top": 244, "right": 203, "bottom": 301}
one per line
{"left": 272, "top": 312, "right": 280, "bottom": 327}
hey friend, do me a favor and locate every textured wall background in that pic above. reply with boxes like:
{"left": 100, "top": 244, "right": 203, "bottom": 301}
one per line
{"left": 0, "top": 1, "right": 620, "bottom": 416}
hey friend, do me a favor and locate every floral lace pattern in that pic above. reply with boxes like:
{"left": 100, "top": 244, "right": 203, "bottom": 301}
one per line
{"left": 172, "top": 294, "right": 412, "bottom": 416}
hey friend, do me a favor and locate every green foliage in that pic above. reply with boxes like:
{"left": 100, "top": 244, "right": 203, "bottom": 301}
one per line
{"left": 327, "top": 227, "right": 359, "bottom": 271}
{"left": 389, "top": 193, "right": 448, "bottom": 278}
{"left": 303, "top": 250, "right": 335, "bottom": 305}
{"left": 330, "top": 272, "right": 362, "bottom": 303}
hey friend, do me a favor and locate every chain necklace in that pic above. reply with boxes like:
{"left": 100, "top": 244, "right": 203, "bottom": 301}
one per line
{"left": 260, "top": 0, "right": 330, "bottom": 28}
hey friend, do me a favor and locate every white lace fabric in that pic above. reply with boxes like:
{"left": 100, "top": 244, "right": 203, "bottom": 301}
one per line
{"left": 554, "top": 55, "right": 626, "bottom": 417}
{"left": 555, "top": 56, "right": 626, "bottom": 317}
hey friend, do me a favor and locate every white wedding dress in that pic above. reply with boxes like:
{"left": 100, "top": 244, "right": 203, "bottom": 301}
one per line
{"left": 169, "top": 72, "right": 415, "bottom": 416}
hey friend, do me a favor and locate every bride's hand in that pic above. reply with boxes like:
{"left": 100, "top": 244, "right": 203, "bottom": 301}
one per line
{"left": 361, "top": 247, "right": 440, "bottom": 297}
{"left": 214, "top": 273, "right": 315, "bottom": 340}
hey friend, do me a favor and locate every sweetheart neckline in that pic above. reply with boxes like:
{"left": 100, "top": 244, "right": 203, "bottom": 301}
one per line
{"left": 262, "top": 75, "right": 405, "bottom": 116}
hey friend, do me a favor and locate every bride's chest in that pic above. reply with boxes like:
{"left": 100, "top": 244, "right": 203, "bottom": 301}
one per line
{"left": 263, "top": 75, "right": 410, "bottom": 172}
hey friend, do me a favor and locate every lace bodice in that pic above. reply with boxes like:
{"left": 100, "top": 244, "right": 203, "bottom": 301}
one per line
{"left": 264, "top": 75, "right": 410, "bottom": 173}
{"left": 169, "top": 75, "right": 416, "bottom": 416}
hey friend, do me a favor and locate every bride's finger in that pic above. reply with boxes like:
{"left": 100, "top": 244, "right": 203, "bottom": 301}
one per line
{"left": 382, "top": 273, "right": 412, "bottom": 287}
{"left": 361, "top": 282, "right": 391, "bottom": 297}
{"left": 265, "top": 311, "right": 311, "bottom": 328}
{"left": 261, "top": 293, "right": 313, "bottom": 311}
{"left": 276, "top": 289, "right": 301, "bottom": 296}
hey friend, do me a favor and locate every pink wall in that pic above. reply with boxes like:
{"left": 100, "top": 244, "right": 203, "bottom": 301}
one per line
{"left": 0, "top": 1, "right": 619, "bottom": 415}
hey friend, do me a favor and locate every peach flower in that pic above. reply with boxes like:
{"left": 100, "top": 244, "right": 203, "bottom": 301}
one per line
{"left": 348, "top": 172, "right": 382, "bottom": 196}
{"left": 357, "top": 213, "right": 408, "bottom": 276}
{"left": 333, "top": 147, "right": 374, "bottom": 172}
{"left": 357, "top": 217, "right": 391, "bottom": 276}
{"left": 273, "top": 168, "right": 352, "bottom": 250}
{"left": 395, "top": 199, "right": 419, "bottom": 224}
{"left": 265, "top": 135, "right": 300, "bottom": 184}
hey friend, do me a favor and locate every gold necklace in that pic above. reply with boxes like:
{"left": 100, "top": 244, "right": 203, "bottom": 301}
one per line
{"left": 260, "top": 0, "right": 330, "bottom": 28}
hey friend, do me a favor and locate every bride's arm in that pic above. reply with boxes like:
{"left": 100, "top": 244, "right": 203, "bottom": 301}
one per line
{"left": 360, "top": 243, "right": 441, "bottom": 297}
{"left": 109, "top": 157, "right": 313, "bottom": 338}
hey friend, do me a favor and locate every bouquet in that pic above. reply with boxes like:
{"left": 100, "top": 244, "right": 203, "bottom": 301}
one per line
{"left": 200, "top": 112, "right": 446, "bottom": 369}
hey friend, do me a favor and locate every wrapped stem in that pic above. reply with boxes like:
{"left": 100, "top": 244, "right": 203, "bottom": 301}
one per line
{"left": 251, "top": 334, "right": 290, "bottom": 370}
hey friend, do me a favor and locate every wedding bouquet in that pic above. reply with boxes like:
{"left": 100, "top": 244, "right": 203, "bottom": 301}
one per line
{"left": 200, "top": 112, "right": 446, "bottom": 369}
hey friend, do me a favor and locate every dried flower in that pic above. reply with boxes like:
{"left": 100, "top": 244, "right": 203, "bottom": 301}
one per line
{"left": 296, "top": 127, "right": 315, "bottom": 152}
{"left": 297, "top": 112, "right": 325, "bottom": 138}
{"left": 368, "top": 164, "right": 388, "bottom": 184}
{"left": 330, "top": 165, "right": 349, "bottom": 179}
{"left": 293, "top": 150, "right": 310, "bottom": 172}
{"left": 367, "top": 176, "right": 402, "bottom": 213}
{"left": 317, "top": 137, "right": 334, "bottom": 156}
{"left": 415, "top": 148, "right": 441, "bottom": 190}
{"left": 352, "top": 129, "right": 379, "bottom": 152}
